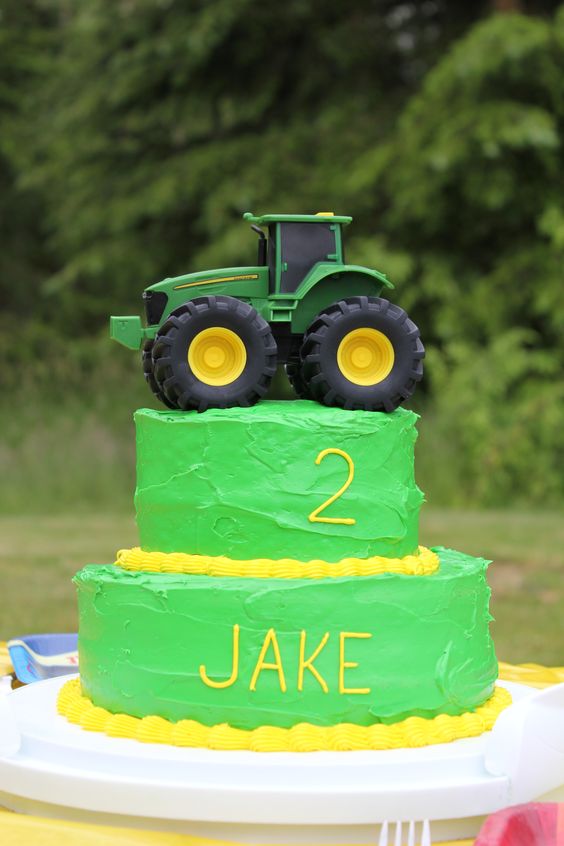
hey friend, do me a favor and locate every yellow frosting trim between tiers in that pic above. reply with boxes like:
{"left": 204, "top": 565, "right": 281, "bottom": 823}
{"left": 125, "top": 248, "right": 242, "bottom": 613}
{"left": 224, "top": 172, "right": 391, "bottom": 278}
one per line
{"left": 114, "top": 545, "right": 440, "bottom": 579}
{"left": 57, "top": 679, "right": 511, "bottom": 752}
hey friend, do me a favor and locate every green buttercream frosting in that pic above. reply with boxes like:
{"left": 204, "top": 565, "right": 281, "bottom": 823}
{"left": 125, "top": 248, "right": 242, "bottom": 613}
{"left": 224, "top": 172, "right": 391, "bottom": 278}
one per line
{"left": 75, "top": 548, "right": 497, "bottom": 730}
{"left": 134, "top": 401, "right": 423, "bottom": 562}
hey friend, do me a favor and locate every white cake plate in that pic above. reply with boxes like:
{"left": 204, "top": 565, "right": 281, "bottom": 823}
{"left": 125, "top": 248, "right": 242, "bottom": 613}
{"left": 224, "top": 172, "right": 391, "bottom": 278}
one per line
{"left": 1, "top": 675, "right": 564, "bottom": 844}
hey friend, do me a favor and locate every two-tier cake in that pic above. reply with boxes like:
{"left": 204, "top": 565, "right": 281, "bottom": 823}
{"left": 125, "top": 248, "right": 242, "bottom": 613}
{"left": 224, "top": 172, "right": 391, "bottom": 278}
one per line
{"left": 59, "top": 400, "right": 509, "bottom": 751}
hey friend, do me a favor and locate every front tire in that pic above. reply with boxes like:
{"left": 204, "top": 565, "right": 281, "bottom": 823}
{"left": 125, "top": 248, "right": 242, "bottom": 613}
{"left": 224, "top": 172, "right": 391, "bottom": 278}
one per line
{"left": 142, "top": 339, "right": 176, "bottom": 409}
{"left": 152, "top": 295, "right": 277, "bottom": 412}
{"left": 301, "top": 296, "right": 424, "bottom": 412}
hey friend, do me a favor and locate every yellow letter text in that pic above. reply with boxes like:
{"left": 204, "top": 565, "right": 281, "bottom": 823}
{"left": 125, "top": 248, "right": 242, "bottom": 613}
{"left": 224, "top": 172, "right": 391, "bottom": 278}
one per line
{"left": 309, "top": 448, "right": 356, "bottom": 525}
{"left": 250, "top": 628, "right": 287, "bottom": 693}
{"left": 339, "top": 631, "right": 372, "bottom": 694}
{"left": 298, "top": 631, "right": 330, "bottom": 693}
{"left": 199, "top": 624, "right": 240, "bottom": 689}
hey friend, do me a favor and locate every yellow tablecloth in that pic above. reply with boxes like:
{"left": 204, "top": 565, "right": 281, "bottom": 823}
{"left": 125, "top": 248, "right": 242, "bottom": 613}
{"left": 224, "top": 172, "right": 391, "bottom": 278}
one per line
{"left": 498, "top": 660, "right": 564, "bottom": 688}
{"left": 0, "top": 812, "right": 474, "bottom": 846}
{"left": 0, "top": 643, "right": 12, "bottom": 677}
{"left": 1, "top": 644, "right": 562, "bottom": 845}
{"left": 0, "top": 814, "right": 245, "bottom": 846}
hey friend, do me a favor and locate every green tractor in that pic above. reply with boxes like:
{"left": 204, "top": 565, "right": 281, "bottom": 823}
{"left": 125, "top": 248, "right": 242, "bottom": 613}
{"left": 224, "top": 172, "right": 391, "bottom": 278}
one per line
{"left": 110, "top": 212, "right": 424, "bottom": 412}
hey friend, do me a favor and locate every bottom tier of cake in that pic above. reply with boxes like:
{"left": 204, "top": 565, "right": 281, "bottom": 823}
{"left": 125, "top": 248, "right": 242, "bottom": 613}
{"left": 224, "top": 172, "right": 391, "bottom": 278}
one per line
{"left": 73, "top": 547, "right": 499, "bottom": 738}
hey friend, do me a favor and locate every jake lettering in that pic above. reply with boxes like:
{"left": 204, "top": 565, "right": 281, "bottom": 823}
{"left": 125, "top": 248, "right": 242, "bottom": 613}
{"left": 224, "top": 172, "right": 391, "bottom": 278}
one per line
{"left": 199, "top": 625, "right": 372, "bottom": 695}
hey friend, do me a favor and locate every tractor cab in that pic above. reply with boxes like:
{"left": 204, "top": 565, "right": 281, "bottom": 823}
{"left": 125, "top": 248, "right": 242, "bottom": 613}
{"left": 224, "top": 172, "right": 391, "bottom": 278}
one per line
{"left": 243, "top": 212, "right": 352, "bottom": 295}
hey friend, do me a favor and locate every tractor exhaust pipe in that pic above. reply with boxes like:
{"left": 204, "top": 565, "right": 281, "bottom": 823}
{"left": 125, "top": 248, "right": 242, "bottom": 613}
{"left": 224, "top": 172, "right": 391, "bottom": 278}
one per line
{"left": 250, "top": 224, "right": 267, "bottom": 266}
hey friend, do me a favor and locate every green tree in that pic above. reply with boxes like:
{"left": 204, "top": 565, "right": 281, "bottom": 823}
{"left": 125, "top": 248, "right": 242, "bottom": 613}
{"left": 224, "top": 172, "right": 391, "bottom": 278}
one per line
{"left": 20, "top": 0, "right": 508, "bottom": 334}
{"left": 3, "top": 0, "right": 564, "bottom": 507}
{"left": 0, "top": 0, "right": 55, "bottom": 317}
{"left": 354, "top": 9, "right": 564, "bottom": 503}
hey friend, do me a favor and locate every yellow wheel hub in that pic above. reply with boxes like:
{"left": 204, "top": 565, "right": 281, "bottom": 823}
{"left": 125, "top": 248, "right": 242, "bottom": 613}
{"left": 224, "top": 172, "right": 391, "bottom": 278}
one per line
{"left": 337, "top": 328, "right": 395, "bottom": 386}
{"left": 188, "top": 327, "right": 247, "bottom": 387}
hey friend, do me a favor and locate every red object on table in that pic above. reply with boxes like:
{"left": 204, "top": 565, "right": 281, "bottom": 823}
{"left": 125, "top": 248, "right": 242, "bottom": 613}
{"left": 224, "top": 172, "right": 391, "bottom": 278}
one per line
{"left": 475, "top": 803, "right": 564, "bottom": 845}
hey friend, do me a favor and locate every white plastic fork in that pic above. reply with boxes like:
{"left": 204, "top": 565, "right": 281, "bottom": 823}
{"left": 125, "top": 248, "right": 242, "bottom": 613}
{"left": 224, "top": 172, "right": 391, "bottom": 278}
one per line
{"left": 378, "top": 819, "right": 432, "bottom": 846}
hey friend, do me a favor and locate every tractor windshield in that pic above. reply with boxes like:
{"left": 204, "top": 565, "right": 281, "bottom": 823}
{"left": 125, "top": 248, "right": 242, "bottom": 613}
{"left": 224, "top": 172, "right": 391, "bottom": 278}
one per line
{"left": 279, "top": 222, "right": 337, "bottom": 293}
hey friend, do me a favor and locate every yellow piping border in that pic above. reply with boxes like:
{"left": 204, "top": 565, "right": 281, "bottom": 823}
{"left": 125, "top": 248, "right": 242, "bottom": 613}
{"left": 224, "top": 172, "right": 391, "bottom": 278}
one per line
{"left": 174, "top": 274, "right": 259, "bottom": 290}
{"left": 57, "top": 679, "right": 510, "bottom": 752}
{"left": 115, "top": 545, "right": 440, "bottom": 579}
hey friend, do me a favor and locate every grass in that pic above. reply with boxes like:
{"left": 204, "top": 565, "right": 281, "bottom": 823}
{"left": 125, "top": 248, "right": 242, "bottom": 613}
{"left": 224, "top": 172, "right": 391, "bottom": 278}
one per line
{"left": 0, "top": 514, "right": 135, "bottom": 638}
{"left": 0, "top": 510, "right": 562, "bottom": 665}
{"left": 420, "top": 510, "right": 564, "bottom": 665}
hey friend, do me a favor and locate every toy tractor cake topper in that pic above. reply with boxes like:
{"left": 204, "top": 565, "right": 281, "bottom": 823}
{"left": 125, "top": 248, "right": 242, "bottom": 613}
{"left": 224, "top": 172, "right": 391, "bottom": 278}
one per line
{"left": 110, "top": 212, "right": 424, "bottom": 412}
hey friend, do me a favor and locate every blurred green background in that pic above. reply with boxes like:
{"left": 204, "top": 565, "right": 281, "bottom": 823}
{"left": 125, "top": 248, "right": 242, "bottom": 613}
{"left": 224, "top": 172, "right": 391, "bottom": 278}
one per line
{"left": 0, "top": 0, "right": 562, "bottom": 661}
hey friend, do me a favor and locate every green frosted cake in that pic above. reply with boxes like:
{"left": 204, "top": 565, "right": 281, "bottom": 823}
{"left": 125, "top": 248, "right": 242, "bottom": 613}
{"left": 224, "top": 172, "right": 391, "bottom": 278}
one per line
{"left": 60, "top": 401, "right": 508, "bottom": 751}
{"left": 134, "top": 402, "right": 422, "bottom": 562}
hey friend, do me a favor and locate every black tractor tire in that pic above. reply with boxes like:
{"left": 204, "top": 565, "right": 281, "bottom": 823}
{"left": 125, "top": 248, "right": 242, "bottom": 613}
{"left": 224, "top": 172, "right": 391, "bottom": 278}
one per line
{"left": 285, "top": 356, "right": 312, "bottom": 399}
{"left": 151, "top": 295, "right": 278, "bottom": 412}
{"left": 300, "top": 296, "right": 424, "bottom": 412}
{"left": 284, "top": 336, "right": 313, "bottom": 400}
{"left": 142, "top": 339, "right": 177, "bottom": 409}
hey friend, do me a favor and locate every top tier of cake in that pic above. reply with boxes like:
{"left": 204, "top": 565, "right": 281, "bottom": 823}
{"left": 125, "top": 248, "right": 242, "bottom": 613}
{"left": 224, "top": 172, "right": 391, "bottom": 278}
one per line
{"left": 134, "top": 401, "right": 423, "bottom": 562}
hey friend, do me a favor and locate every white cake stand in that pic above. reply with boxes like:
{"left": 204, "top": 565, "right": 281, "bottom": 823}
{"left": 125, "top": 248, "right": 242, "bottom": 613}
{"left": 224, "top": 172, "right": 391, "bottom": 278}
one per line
{"left": 1, "top": 675, "right": 564, "bottom": 844}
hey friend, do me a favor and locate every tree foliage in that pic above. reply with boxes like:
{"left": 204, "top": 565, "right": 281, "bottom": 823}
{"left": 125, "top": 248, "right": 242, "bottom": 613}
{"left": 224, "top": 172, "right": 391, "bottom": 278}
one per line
{"left": 353, "top": 9, "right": 564, "bottom": 503}
{"left": 14, "top": 0, "right": 504, "bottom": 328}
{"left": 0, "top": 0, "right": 55, "bottom": 313}
{"left": 1, "top": 0, "right": 563, "bottom": 505}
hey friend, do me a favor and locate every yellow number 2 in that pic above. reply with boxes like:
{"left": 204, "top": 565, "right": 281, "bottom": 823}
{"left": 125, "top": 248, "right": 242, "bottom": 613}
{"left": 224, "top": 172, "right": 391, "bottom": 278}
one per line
{"left": 308, "top": 449, "right": 356, "bottom": 526}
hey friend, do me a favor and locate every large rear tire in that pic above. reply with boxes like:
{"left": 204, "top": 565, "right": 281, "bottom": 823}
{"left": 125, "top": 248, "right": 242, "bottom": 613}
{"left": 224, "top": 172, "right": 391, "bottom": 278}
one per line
{"left": 301, "top": 296, "right": 424, "bottom": 412}
{"left": 285, "top": 338, "right": 313, "bottom": 400}
{"left": 285, "top": 357, "right": 311, "bottom": 399}
{"left": 152, "top": 295, "right": 277, "bottom": 412}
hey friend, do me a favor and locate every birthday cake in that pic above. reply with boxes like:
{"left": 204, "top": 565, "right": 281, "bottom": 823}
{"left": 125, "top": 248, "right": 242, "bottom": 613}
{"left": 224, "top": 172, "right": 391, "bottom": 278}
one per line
{"left": 58, "top": 212, "right": 509, "bottom": 750}
{"left": 59, "top": 401, "right": 508, "bottom": 751}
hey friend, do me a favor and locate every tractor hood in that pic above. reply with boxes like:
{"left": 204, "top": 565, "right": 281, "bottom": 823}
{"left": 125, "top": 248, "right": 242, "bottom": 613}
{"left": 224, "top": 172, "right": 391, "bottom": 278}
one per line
{"left": 146, "top": 266, "right": 266, "bottom": 295}
{"left": 145, "top": 265, "right": 269, "bottom": 328}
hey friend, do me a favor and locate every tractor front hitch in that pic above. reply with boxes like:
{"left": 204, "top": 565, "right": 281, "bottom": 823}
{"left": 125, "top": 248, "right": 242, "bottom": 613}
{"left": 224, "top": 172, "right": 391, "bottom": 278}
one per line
{"left": 110, "top": 315, "right": 155, "bottom": 350}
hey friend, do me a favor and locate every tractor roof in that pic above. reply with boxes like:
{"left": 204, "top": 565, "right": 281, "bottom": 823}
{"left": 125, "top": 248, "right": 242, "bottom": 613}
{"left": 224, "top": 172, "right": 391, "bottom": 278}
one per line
{"left": 243, "top": 211, "right": 352, "bottom": 226}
